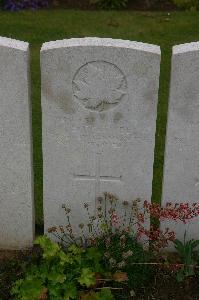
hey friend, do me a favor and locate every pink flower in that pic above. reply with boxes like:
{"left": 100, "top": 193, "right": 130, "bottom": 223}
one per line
{"left": 111, "top": 212, "right": 119, "bottom": 228}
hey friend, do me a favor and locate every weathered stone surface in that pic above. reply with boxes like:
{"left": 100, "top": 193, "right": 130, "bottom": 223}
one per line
{"left": 162, "top": 42, "right": 199, "bottom": 242}
{"left": 41, "top": 38, "right": 161, "bottom": 232}
{"left": 0, "top": 37, "right": 34, "bottom": 249}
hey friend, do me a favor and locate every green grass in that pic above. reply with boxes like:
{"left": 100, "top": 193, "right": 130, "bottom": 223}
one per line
{"left": 0, "top": 9, "right": 199, "bottom": 225}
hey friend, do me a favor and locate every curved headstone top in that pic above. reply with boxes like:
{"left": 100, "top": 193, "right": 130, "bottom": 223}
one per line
{"left": 41, "top": 37, "right": 160, "bottom": 55}
{"left": 173, "top": 41, "right": 199, "bottom": 55}
{"left": 0, "top": 36, "right": 28, "bottom": 51}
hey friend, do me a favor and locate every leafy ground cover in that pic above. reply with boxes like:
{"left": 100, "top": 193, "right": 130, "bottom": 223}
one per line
{"left": 0, "top": 10, "right": 199, "bottom": 225}
{"left": 0, "top": 193, "right": 199, "bottom": 299}
{"left": 0, "top": 245, "right": 199, "bottom": 299}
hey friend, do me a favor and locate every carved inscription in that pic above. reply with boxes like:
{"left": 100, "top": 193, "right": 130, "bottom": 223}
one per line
{"left": 72, "top": 61, "right": 127, "bottom": 112}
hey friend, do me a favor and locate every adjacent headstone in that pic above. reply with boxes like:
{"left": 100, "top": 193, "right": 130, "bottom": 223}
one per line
{"left": 162, "top": 42, "right": 199, "bottom": 242}
{"left": 0, "top": 37, "right": 34, "bottom": 249}
{"left": 41, "top": 38, "right": 161, "bottom": 232}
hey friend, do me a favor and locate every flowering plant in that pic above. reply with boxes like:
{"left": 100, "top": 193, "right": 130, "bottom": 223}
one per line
{"left": 143, "top": 201, "right": 199, "bottom": 224}
{"left": 4, "top": 0, "right": 48, "bottom": 11}
{"left": 48, "top": 193, "right": 199, "bottom": 288}
{"left": 48, "top": 194, "right": 154, "bottom": 290}
{"left": 51, "top": 193, "right": 199, "bottom": 251}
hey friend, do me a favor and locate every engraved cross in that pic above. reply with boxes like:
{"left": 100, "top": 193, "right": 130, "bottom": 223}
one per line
{"left": 74, "top": 152, "right": 122, "bottom": 203}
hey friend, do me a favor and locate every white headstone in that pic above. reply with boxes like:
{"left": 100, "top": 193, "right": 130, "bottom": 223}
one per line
{"left": 162, "top": 42, "right": 199, "bottom": 242}
{"left": 41, "top": 38, "right": 161, "bottom": 232}
{"left": 0, "top": 37, "right": 34, "bottom": 249}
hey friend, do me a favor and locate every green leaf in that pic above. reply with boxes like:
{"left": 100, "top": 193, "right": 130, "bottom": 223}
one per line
{"left": 191, "top": 239, "right": 199, "bottom": 250}
{"left": 63, "top": 283, "right": 77, "bottom": 300}
{"left": 34, "top": 235, "right": 61, "bottom": 260}
{"left": 59, "top": 251, "right": 74, "bottom": 265}
{"left": 48, "top": 270, "right": 66, "bottom": 284}
{"left": 48, "top": 282, "right": 63, "bottom": 298}
{"left": 11, "top": 279, "right": 23, "bottom": 296}
{"left": 173, "top": 239, "right": 185, "bottom": 255}
{"left": 38, "top": 263, "right": 50, "bottom": 281}
{"left": 68, "top": 244, "right": 84, "bottom": 255}
{"left": 78, "top": 268, "right": 96, "bottom": 288}
{"left": 12, "top": 278, "right": 45, "bottom": 300}
{"left": 176, "top": 269, "right": 185, "bottom": 282}
{"left": 96, "top": 288, "right": 115, "bottom": 300}
{"left": 86, "top": 247, "right": 102, "bottom": 261}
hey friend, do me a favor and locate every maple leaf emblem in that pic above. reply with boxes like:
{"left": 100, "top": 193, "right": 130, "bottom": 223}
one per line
{"left": 73, "top": 61, "right": 127, "bottom": 111}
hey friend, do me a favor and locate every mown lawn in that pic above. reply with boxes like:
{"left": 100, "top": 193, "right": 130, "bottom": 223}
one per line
{"left": 0, "top": 9, "right": 199, "bottom": 225}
